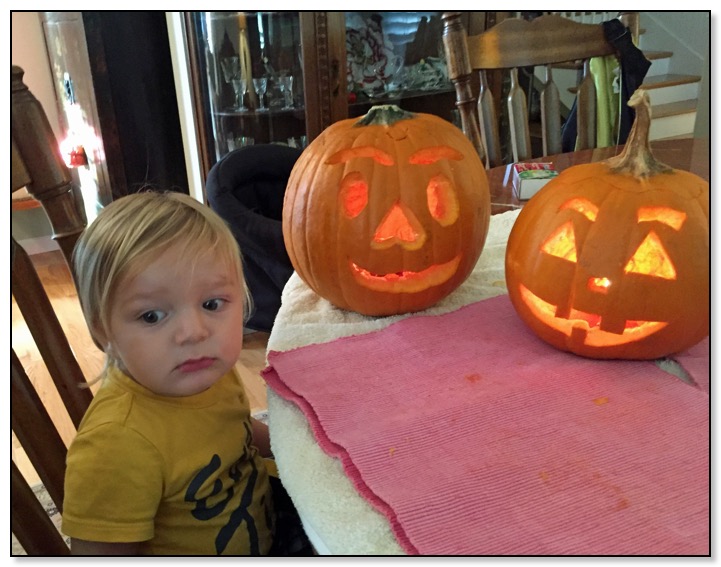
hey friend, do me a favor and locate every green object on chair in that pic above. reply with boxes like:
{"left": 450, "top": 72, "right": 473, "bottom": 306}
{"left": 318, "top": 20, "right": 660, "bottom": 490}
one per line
{"left": 588, "top": 54, "right": 621, "bottom": 148}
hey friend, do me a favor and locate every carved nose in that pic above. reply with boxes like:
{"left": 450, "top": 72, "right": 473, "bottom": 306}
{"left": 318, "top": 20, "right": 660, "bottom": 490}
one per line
{"left": 372, "top": 202, "right": 426, "bottom": 251}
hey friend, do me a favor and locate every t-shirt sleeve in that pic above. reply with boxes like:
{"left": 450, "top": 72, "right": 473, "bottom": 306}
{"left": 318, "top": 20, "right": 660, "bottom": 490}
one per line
{"left": 62, "top": 422, "right": 164, "bottom": 544}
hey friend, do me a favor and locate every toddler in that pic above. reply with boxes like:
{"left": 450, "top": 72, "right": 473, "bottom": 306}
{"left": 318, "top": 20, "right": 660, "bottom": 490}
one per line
{"left": 63, "top": 191, "right": 275, "bottom": 555}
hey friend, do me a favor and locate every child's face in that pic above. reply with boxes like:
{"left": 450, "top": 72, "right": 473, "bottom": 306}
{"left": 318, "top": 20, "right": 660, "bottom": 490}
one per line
{"left": 105, "top": 244, "right": 245, "bottom": 397}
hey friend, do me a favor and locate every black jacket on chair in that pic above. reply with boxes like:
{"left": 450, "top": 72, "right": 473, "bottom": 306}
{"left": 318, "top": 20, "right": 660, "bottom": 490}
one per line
{"left": 561, "top": 18, "right": 651, "bottom": 151}
{"left": 206, "top": 145, "right": 302, "bottom": 332}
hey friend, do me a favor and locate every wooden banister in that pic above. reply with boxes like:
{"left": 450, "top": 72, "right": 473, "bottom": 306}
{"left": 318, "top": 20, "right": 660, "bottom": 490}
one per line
{"left": 11, "top": 65, "right": 86, "bottom": 263}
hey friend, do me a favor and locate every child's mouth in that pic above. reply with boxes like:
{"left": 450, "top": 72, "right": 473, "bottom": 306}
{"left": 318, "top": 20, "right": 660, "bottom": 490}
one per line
{"left": 178, "top": 357, "right": 215, "bottom": 373}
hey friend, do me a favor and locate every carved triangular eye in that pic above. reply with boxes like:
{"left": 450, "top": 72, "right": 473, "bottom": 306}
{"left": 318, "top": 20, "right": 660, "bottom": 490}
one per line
{"left": 541, "top": 221, "right": 577, "bottom": 262}
{"left": 624, "top": 230, "right": 676, "bottom": 280}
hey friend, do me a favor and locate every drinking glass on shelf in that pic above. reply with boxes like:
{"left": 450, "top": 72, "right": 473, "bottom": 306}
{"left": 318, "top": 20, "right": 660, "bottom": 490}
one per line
{"left": 253, "top": 77, "right": 268, "bottom": 111}
{"left": 382, "top": 55, "right": 406, "bottom": 97}
{"left": 279, "top": 75, "right": 294, "bottom": 109}
{"left": 227, "top": 135, "right": 255, "bottom": 152}
{"left": 287, "top": 136, "right": 308, "bottom": 149}
{"left": 220, "top": 56, "right": 240, "bottom": 83}
{"left": 231, "top": 78, "right": 248, "bottom": 111}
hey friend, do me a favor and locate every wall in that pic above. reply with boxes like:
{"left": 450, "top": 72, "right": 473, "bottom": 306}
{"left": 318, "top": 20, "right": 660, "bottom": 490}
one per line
{"left": 642, "top": 12, "right": 709, "bottom": 72}
{"left": 641, "top": 11, "right": 709, "bottom": 139}
{"left": 12, "top": 12, "right": 61, "bottom": 137}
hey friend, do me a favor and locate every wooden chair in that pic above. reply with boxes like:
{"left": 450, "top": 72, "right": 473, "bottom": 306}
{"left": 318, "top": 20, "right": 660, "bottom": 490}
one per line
{"left": 442, "top": 13, "right": 634, "bottom": 168}
{"left": 11, "top": 65, "right": 92, "bottom": 555}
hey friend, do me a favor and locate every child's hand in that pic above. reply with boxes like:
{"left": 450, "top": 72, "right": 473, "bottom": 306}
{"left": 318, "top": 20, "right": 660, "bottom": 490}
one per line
{"left": 251, "top": 417, "right": 272, "bottom": 458}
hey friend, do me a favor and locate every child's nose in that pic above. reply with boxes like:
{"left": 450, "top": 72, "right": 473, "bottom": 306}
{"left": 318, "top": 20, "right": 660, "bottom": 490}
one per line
{"left": 176, "top": 309, "right": 210, "bottom": 344}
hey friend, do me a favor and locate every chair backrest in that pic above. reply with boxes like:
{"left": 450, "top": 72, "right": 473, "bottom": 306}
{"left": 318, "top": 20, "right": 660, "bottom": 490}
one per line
{"left": 442, "top": 13, "right": 624, "bottom": 168}
{"left": 11, "top": 65, "right": 92, "bottom": 555}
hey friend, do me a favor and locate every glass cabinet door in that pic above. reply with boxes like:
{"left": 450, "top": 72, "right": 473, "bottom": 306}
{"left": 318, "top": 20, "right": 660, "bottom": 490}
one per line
{"left": 181, "top": 11, "right": 483, "bottom": 190}
{"left": 344, "top": 12, "right": 457, "bottom": 124}
{"left": 186, "top": 12, "right": 307, "bottom": 165}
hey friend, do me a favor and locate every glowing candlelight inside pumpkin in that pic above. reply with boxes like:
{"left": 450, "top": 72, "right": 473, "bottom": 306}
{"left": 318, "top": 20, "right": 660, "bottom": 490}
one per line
{"left": 624, "top": 231, "right": 677, "bottom": 279}
{"left": 588, "top": 277, "right": 612, "bottom": 294}
{"left": 372, "top": 202, "right": 426, "bottom": 250}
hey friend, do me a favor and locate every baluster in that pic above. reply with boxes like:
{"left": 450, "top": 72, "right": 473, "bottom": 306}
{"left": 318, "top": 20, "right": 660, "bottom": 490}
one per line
{"left": 11, "top": 65, "right": 86, "bottom": 263}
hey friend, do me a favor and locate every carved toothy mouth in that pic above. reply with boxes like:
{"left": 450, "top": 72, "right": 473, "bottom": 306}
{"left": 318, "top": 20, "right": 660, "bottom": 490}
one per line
{"left": 519, "top": 284, "right": 668, "bottom": 348}
{"left": 350, "top": 254, "right": 461, "bottom": 293}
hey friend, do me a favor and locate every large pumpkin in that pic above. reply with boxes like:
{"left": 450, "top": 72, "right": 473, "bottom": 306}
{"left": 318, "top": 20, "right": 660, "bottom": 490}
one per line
{"left": 505, "top": 90, "right": 709, "bottom": 359}
{"left": 283, "top": 105, "right": 490, "bottom": 316}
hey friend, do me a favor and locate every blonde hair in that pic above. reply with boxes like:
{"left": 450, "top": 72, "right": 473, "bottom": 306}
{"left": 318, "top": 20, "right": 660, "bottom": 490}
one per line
{"left": 72, "top": 191, "right": 251, "bottom": 374}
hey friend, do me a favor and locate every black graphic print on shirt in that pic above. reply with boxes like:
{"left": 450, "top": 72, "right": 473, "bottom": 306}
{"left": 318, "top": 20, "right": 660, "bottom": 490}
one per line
{"left": 185, "top": 423, "right": 264, "bottom": 555}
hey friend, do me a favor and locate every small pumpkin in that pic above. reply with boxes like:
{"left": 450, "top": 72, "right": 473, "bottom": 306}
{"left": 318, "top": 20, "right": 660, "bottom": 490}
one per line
{"left": 505, "top": 89, "right": 709, "bottom": 359}
{"left": 283, "top": 105, "right": 490, "bottom": 316}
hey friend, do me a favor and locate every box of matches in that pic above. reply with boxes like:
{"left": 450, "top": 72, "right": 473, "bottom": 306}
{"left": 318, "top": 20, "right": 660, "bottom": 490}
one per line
{"left": 512, "top": 162, "right": 559, "bottom": 200}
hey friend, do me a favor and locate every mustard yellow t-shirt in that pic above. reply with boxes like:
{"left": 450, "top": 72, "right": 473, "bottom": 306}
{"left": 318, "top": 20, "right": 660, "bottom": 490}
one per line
{"left": 62, "top": 366, "right": 273, "bottom": 555}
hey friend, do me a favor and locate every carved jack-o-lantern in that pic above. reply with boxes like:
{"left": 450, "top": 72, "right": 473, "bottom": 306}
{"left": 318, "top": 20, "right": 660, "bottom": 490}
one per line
{"left": 283, "top": 105, "right": 490, "bottom": 316}
{"left": 505, "top": 90, "right": 709, "bottom": 359}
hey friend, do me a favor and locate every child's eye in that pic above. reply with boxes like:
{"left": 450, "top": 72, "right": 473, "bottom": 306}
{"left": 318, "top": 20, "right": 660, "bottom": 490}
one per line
{"left": 202, "top": 298, "right": 226, "bottom": 311}
{"left": 139, "top": 310, "right": 166, "bottom": 324}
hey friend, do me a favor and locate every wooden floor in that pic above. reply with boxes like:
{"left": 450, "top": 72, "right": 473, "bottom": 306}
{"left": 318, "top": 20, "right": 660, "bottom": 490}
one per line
{"left": 12, "top": 249, "right": 270, "bottom": 486}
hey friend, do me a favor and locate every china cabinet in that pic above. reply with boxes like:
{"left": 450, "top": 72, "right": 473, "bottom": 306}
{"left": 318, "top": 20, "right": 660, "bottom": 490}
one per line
{"left": 181, "top": 11, "right": 489, "bottom": 187}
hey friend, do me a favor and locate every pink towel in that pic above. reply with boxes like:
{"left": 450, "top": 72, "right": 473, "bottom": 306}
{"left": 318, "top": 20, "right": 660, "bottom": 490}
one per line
{"left": 263, "top": 295, "right": 709, "bottom": 555}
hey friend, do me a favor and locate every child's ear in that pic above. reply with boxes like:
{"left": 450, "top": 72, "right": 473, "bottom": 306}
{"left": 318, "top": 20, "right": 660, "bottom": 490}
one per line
{"left": 90, "top": 323, "right": 109, "bottom": 354}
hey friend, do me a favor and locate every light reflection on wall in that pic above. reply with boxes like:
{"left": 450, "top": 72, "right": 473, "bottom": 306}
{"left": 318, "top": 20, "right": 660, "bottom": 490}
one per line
{"left": 59, "top": 102, "right": 103, "bottom": 224}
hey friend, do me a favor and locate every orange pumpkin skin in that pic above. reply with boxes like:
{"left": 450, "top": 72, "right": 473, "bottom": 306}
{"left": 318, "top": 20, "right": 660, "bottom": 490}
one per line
{"left": 505, "top": 160, "right": 709, "bottom": 360}
{"left": 283, "top": 106, "right": 490, "bottom": 316}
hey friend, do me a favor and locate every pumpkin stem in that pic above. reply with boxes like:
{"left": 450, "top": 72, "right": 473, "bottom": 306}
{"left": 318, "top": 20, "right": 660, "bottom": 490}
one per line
{"left": 605, "top": 89, "right": 672, "bottom": 177}
{"left": 355, "top": 105, "right": 415, "bottom": 127}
